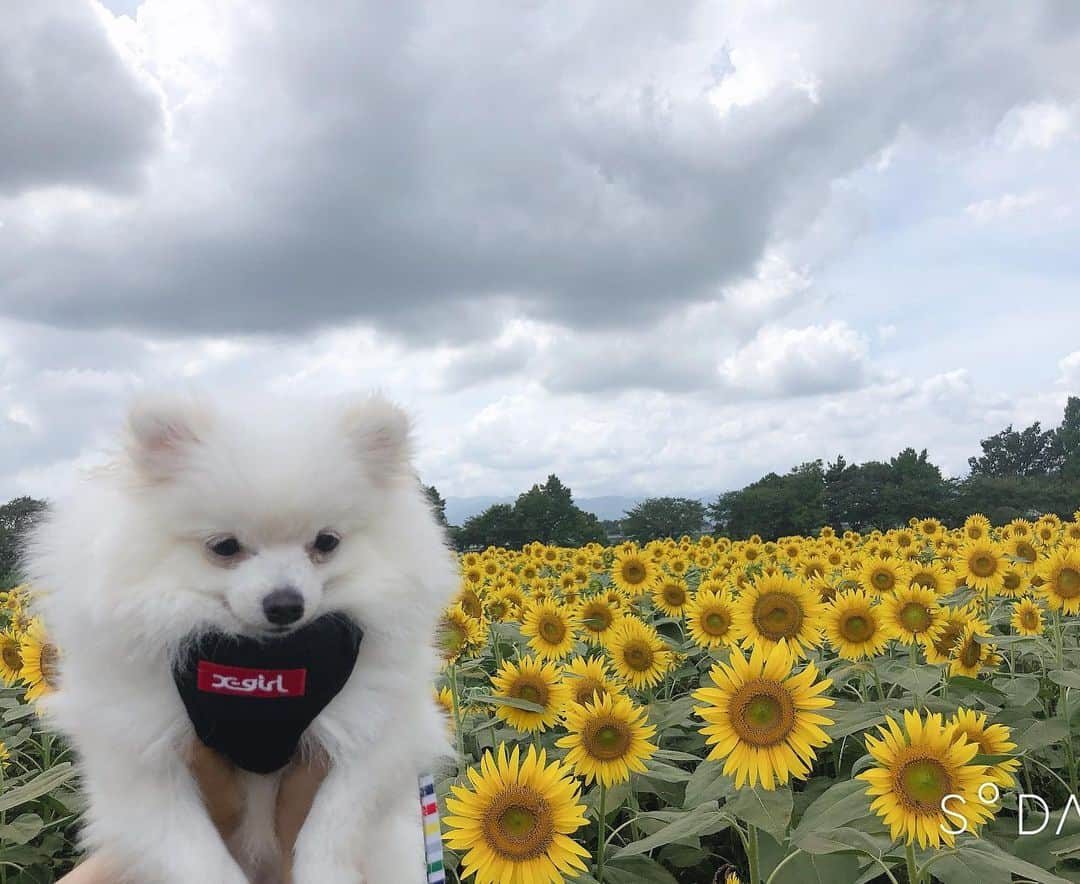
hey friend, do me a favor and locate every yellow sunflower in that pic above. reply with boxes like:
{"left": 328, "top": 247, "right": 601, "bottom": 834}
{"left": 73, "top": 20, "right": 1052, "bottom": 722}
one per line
{"left": 692, "top": 642, "right": 833, "bottom": 790}
{"left": 436, "top": 604, "right": 487, "bottom": 664}
{"left": 443, "top": 744, "right": 591, "bottom": 884}
{"left": 684, "top": 588, "right": 738, "bottom": 650}
{"left": 998, "top": 566, "right": 1030, "bottom": 598}
{"left": 948, "top": 708, "right": 1020, "bottom": 789}
{"left": 963, "top": 514, "right": 992, "bottom": 542}
{"left": 824, "top": 590, "right": 888, "bottom": 660}
{"left": 924, "top": 605, "right": 976, "bottom": 665}
{"left": 611, "top": 550, "right": 658, "bottom": 598}
{"left": 881, "top": 585, "right": 943, "bottom": 648}
{"left": 906, "top": 561, "right": 953, "bottom": 596}
{"left": 731, "top": 574, "right": 824, "bottom": 658}
{"left": 19, "top": 621, "right": 60, "bottom": 703}
{"left": 0, "top": 629, "right": 24, "bottom": 686}
{"left": 949, "top": 622, "right": 1001, "bottom": 678}
{"left": 956, "top": 540, "right": 1007, "bottom": 594}
{"left": 520, "top": 600, "right": 578, "bottom": 661}
{"left": 457, "top": 586, "right": 485, "bottom": 620}
{"left": 1004, "top": 535, "right": 1040, "bottom": 568}
{"left": 606, "top": 618, "right": 673, "bottom": 691}
{"left": 490, "top": 656, "right": 573, "bottom": 733}
{"left": 652, "top": 577, "right": 690, "bottom": 617}
{"left": 556, "top": 692, "right": 657, "bottom": 787}
{"left": 860, "top": 557, "right": 907, "bottom": 595}
{"left": 918, "top": 517, "right": 944, "bottom": 538}
{"left": 575, "top": 597, "right": 623, "bottom": 647}
{"left": 561, "top": 655, "right": 622, "bottom": 708}
{"left": 1011, "top": 597, "right": 1044, "bottom": 636}
{"left": 1037, "top": 548, "right": 1080, "bottom": 614}
{"left": 858, "top": 709, "right": 995, "bottom": 848}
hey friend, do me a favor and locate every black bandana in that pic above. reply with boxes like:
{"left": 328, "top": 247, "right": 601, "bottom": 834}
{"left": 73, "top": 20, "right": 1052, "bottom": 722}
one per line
{"left": 172, "top": 614, "right": 363, "bottom": 774}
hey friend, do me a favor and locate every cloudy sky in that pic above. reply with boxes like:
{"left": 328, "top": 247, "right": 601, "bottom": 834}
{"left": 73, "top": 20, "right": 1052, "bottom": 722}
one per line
{"left": 2, "top": 1, "right": 1078, "bottom": 509}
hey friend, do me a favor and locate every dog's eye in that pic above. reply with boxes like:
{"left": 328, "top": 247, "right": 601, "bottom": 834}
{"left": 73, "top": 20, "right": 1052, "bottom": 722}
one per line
{"left": 313, "top": 532, "right": 340, "bottom": 555}
{"left": 208, "top": 536, "right": 242, "bottom": 558}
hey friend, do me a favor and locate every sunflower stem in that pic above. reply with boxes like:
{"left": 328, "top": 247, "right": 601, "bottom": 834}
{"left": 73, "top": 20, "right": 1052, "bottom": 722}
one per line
{"left": 909, "top": 642, "right": 921, "bottom": 707}
{"left": 870, "top": 661, "right": 886, "bottom": 701}
{"left": 596, "top": 782, "right": 607, "bottom": 882}
{"left": 448, "top": 663, "right": 466, "bottom": 772}
{"left": 1054, "top": 610, "right": 1078, "bottom": 794}
{"left": 904, "top": 841, "right": 920, "bottom": 884}
{"left": 764, "top": 849, "right": 803, "bottom": 884}
{"left": 747, "top": 822, "right": 761, "bottom": 884}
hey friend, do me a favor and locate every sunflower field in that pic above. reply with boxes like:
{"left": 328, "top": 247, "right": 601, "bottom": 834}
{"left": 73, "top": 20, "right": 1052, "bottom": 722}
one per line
{"left": 433, "top": 512, "right": 1080, "bottom": 884}
{"left": 3, "top": 513, "right": 1080, "bottom": 882}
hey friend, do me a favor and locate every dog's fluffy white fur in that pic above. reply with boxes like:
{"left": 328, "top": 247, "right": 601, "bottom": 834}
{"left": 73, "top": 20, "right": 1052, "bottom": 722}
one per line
{"left": 26, "top": 392, "right": 457, "bottom": 883}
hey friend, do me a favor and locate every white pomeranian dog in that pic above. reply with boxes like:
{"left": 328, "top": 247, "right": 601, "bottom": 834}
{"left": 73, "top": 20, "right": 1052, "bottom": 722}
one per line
{"left": 26, "top": 391, "right": 458, "bottom": 884}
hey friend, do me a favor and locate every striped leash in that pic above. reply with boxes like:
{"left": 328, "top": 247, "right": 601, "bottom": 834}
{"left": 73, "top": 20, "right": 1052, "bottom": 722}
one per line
{"left": 419, "top": 774, "right": 445, "bottom": 883}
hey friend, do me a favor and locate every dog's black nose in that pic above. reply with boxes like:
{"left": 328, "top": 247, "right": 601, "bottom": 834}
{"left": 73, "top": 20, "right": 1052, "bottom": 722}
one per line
{"left": 263, "top": 587, "right": 305, "bottom": 625}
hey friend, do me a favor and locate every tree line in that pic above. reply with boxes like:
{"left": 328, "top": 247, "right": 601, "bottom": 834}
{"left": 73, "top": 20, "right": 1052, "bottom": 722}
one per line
{"left": 438, "top": 395, "right": 1080, "bottom": 547}
{"left": 1, "top": 397, "right": 1077, "bottom": 572}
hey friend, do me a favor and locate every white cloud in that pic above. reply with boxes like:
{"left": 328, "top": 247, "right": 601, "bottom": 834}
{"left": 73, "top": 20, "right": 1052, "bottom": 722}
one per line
{"left": 719, "top": 321, "right": 870, "bottom": 398}
{"left": 997, "top": 100, "right": 1073, "bottom": 151}
{"left": 1060, "top": 351, "right": 1080, "bottom": 389}
{"left": 964, "top": 191, "right": 1043, "bottom": 224}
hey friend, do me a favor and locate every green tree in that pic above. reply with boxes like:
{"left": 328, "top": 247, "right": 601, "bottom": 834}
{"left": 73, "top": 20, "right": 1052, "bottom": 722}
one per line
{"left": 0, "top": 496, "right": 48, "bottom": 583}
{"left": 880, "top": 448, "right": 949, "bottom": 526}
{"left": 968, "top": 421, "right": 1061, "bottom": 478}
{"left": 422, "top": 484, "right": 448, "bottom": 527}
{"left": 452, "top": 476, "right": 607, "bottom": 550}
{"left": 621, "top": 497, "right": 705, "bottom": 543}
{"left": 1056, "top": 396, "right": 1080, "bottom": 481}
{"left": 456, "top": 503, "right": 523, "bottom": 550}
{"left": 514, "top": 475, "right": 606, "bottom": 547}
{"left": 708, "top": 462, "right": 825, "bottom": 540}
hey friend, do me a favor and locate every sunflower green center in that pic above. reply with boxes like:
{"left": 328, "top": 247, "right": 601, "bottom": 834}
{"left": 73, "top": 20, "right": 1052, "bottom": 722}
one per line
{"left": 512, "top": 676, "right": 549, "bottom": 707}
{"left": 841, "top": 613, "right": 873, "bottom": 642}
{"left": 482, "top": 785, "right": 554, "bottom": 860}
{"left": 899, "top": 602, "right": 932, "bottom": 632}
{"left": 897, "top": 758, "right": 950, "bottom": 810}
{"left": 581, "top": 605, "right": 612, "bottom": 633}
{"left": 730, "top": 679, "right": 796, "bottom": 747}
{"left": 584, "top": 719, "right": 632, "bottom": 760}
{"left": 1020, "top": 609, "right": 1039, "bottom": 629}
{"left": 871, "top": 570, "right": 896, "bottom": 591}
{"left": 622, "top": 641, "right": 655, "bottom": 672}
{"left": 752, "top": 592, "right": 804, "bottom": 642}
{"left": 970, "top": 554, "right": 997, "bottom": 578}
{"left": 1058, "top": 568, "right": 1080, "bottom": 598}
{"left": 1002, "top": 572, "right": 1022, "bottom": 592}
{"left": 539, "top": 616, "right": 566, "bottom": 644}
{"left": 662, "top": 584, "right": 686, "bottom": 606}
{"left": 621, "top": 562, "right": 646, "bottom": 584}
{"left": 703, "top": 611, "right": 731, "bottom": 636}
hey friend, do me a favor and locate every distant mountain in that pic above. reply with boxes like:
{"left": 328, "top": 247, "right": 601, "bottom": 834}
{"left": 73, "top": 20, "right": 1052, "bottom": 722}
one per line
{"left": 444, "top": 494, "right": 721, "bottom": 525}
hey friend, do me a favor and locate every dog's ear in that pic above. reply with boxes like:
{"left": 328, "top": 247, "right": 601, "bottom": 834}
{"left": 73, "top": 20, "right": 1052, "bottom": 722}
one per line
{"left": 341, "top": 394, "right": 413, "bottom": 483}
{"left": 126, "top": 393, "right": 214, "bottom": 483}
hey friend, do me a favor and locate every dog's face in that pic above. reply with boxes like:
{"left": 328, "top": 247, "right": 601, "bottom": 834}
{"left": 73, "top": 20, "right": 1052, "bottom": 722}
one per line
{"left": 122, "top": 393, "right": 414, "bottom": 638}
